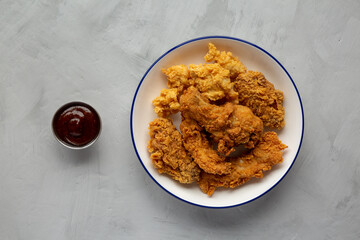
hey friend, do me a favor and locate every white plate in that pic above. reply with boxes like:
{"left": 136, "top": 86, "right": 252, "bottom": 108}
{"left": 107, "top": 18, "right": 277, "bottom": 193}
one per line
{"left": 131, "top": 36, "right": 304, "bottom": 208}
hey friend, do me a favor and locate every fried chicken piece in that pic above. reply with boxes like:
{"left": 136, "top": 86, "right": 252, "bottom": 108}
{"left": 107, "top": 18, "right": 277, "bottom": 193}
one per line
{"left": 180, "top": 87, "right": 263, "bottom": 155}
{"left": 180, "top": 86, "right": 234, "bottom": 131}
{"left": 156, "top": 63, "right": 237, "bottom": 117}
{"left": 153, "top": 65, "right": 190, "bottom": 117}
{"left": 204, "top": 43, "right": 247, "bottom": 79}
{"left": 234, "top": 71, "right": 285, "bottom": 129}
{"left": 152, "top": 88, "right": 181, "bottom": 117}
{"left": 213, "top": 104, "right": 263, "bottom": 154}
{"left": 148, "top": 118, "right": 201, "bottom": 183}
{"left": 189, "top": 63, "right": 238, "bottom": 102}
{"left": 198, "top": 132, "right": 287, "bottom": 196}
{"left": 180, "top": 117, "right": 231, "bottom": 175}
{"left": 162, "top": 64, "right": 193, "bottom": 93}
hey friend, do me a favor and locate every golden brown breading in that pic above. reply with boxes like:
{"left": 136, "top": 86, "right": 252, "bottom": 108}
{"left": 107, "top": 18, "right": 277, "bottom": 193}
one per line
{"left": 180, "top": 87, "right": 263, "bottom": 155}
{"left": 161, "top": 63, "right": 238, "bottom": 102}
{"left": 198, "top": 132, "right": 287, "bottom": 196}
{"left": 180, "top": 86, "right": 235, "bottom": 131}
{"left": 189, "top": 63, "right": 238, "bottom": 102}
{"left": 148, "top": 118, "right": 201, "bottom": 183}
{"left": 162, "top": 64, "right": 192, "bottom": 93}
{"left": 212, "top": 105, "right": 264, "bottom": 154}
{"left": 180, "top": 117, "right": 231, "bottom": 175}
{"left": 234, "top": 71, "right": 285, "bottom": 129}
{"left": 152, "top": 88, "right": 181, "bottom": 117}
{"left": 204, "top": 43, "right": 247, "bottom": 79}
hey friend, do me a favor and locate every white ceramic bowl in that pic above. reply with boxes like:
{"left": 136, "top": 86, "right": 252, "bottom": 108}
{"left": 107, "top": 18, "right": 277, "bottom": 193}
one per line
{"left": 131, "top": 36, "right": 304, "bottom": 208}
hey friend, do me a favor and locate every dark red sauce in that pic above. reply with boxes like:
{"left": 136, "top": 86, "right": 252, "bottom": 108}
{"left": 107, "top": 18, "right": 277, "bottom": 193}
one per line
{"left": 53, "top": 102, "right": 101, "bottom": 147}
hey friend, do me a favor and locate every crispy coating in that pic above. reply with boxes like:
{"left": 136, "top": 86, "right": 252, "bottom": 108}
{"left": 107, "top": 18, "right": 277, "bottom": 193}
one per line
{"left": 156, "top": 48, "right": 242, "bottom": 118}
{"left": 189, "top": 63, "right": 238, "bottom": 102}
{"left": 198, "top": 132, "right": 287, "bottom": 196}
{"left": 162, "top": 64, "right": 192, "bottom": 93}
{"left": 212, "top": 105, "right": 264, "bottom": 154}
{"left": 148, "top": 118, "right": 201, "bottom": 183}
{"left": 152, "top": 88, "right": 181, "bottom": 117}
{"left": 161, "top": 63, "right": 238, "bottom": 103}
{"left": 180, "top": 117, "right": 231, "bottom": 175}
{"left": 180, "top": 86, "right": 234, "bottom": 131}
{"left": 204, "top": 43, "right": 247, "bottom": 79}
{"left": 234, "top": 71, "right": 285, "bottom": 129}
{"left": 180, "top": 87, "right": 263, "bottom": 155}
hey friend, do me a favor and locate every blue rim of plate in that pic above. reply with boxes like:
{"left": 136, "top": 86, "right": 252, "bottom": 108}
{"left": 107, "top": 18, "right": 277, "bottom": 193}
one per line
{"left": 130, "top": 36, "right": 304, "bottom": 209}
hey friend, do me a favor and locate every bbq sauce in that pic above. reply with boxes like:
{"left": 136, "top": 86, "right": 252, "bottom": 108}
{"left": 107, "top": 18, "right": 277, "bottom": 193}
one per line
{"left": 53, "top": 102, "right": 101, "bottom": 147}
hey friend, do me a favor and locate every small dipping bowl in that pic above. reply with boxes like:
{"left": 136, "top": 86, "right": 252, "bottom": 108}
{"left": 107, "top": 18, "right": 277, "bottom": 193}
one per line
{"left": 52, "top": 101, "right": 101, "bottom": 149}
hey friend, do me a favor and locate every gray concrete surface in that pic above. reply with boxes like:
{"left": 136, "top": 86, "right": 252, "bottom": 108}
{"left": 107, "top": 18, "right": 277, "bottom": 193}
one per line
{"left": 0, "top": 0, "right": 359, "bottom": 239}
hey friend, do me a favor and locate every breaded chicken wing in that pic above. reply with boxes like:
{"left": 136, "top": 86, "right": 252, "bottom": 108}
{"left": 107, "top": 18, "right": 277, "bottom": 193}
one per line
{"left": 148, "top": 118, "right": 201, "bottom": 183}
{"left": 180, "top": 117, "right": 231, "bottom": 175}
{"left": 180, "top": 86, "right": 234, "bottom": 131}
{"left": 180, "top": 87, "right": 263, "bottom": 155}
{"left": 204, "top": 43, "right": 247, "bottom": 79}
{"left": 198, "top": 132, "right": 287, "bottom": 196}
{"left": 234, "top": 71, "right": 285, "bottom": 129}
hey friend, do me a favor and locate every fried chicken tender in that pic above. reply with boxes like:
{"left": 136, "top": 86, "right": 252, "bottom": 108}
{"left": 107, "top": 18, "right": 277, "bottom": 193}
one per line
{"left": 180, "top": 87, "right": 263, "bottom": 155}
{"left": 180, "top": 117, "right": 231, "bottom": 175}
{"left": 234, "top": 71, "right": 285, "bottom": 129}
{"left": 198, "top": 132, "right": 287, "bottom": 196}
{"left": 204, "top": 43, "right": 247, "bottom": 79}
{"left": 152, "top": 88, "right": 181, "bottom": 117}
{"left": 189, "top": 63, "right": 238, "bottom": 102}
{"left": 148, "top": 118, "right": 201, "bottom": 183}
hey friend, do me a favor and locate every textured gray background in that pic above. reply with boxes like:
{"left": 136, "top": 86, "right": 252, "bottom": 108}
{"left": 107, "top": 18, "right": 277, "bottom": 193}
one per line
{"left": 1, "top": 0, "right": 359, "bottom": 239}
